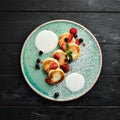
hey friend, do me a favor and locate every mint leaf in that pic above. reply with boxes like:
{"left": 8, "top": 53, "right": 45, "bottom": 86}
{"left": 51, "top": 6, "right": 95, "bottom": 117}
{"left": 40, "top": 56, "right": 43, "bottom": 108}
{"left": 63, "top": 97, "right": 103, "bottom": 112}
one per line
{"left": 65, "top": 43, "right": 73, "bottom": 61}
{"left": 66, "top": 51, "right": 72, "bottom": 55}
{"left": 66, "top": 43, "right": 69, "bottom": 52}
{"left": 68, "top": 52, "right": 73, "bottom": 61}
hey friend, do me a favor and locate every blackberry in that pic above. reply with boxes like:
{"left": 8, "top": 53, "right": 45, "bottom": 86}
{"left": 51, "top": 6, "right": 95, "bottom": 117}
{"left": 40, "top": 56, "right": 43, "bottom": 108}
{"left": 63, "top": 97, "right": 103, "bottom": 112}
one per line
{"left": 74, "top": 34, "right": 78, "bottom": 38}
{"left": 36, "top": 58, "right": 41, "bottom": 63}
{"left": 54, "top": 92, "right": 59, "bottom": 98}
{"left": 35, "top": 64, "right": 40, "bottom": 70}
{"left": 39, "top": 50, "right": 43, "bottom": 55}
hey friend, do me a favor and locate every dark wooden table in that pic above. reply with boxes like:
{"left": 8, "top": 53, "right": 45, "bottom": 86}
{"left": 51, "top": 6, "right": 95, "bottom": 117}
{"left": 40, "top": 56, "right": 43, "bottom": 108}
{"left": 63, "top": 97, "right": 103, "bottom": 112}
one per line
{"left": 0, "top": 0, "right": 120, "bottom": 119}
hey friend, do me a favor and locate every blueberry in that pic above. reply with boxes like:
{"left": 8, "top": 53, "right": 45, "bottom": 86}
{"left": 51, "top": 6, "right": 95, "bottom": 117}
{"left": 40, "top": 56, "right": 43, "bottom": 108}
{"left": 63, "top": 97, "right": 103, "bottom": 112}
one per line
{"left": 68, "top": 58, "right": 73, "bottom": 63}
{"left": 54, "top": 92, "right": 59, "bottom": 98}
{"left": 79, "top": 38, "right": 83, "bottom": 43}
{"left": 39, "top": 50, "right": 43, "bottom": 55}
{"left": 74, "top": 34, "right": 78, "bottom": 38}
{"left": 64, "top": 38, "right": 69, "bottom": 42}
{"left": 36, "top": 58, "right": 41, "bottom": 63}
{"left": 35, "top": 64, "right": 40, "bottom": 70}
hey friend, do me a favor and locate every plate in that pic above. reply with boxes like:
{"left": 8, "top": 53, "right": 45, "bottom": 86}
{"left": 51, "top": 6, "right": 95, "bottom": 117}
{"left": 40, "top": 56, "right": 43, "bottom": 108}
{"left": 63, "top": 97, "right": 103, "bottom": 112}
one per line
{"left": 20, "top": 20, "right": 102, "bottom": 101}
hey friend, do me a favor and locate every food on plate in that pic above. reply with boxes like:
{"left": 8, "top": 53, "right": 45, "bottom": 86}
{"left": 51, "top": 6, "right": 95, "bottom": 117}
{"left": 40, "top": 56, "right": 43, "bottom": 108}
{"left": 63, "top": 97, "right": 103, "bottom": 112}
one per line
{"left": 75, "top": 38, "right": 83, "bottom": 45}
{"left": 43, "top": 58, "right": 59, "bottom": 73}
{"left": 65, "top": 73, "right": 85, "bottom": 92}
{"left": 35, "top": 30, "right": 58, "bottom": 53}
{"left": 36, "top": 58, "right": 41, "bottom": 63}
{"left": 45, "top": 68, "right": 65, "bottom": 84}
{"left": 39, "top": 50, "right": 43, "bottom": 55}
{"left": 35, "top": 63, "right": 40, "bottom": 70}
{"left": 54, "top": 92, "right": 59, "bottom": 98}
{"left": 58, "top": 33, "right": 75, "bottom": 48}
{"left": 35, "top": 27, "right": 85, "bottom": 93}
{"left": 69, "top": 27, "right": 77, "bottom": 35}
{"left": 68, "top": 43, "right": 80, "bottom": 60}
{"left": 52, "top": 50, "right": 67, "bottom": 66}
{"left": 60, "top": 64, "right": 70, "bottom": 73}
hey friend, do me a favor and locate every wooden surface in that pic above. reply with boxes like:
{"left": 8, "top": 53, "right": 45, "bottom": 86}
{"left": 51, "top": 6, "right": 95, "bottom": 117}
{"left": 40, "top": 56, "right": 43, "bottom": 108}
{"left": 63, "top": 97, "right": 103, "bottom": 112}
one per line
{"left": 0, "top": 0, "right": 120, "bottom": 119}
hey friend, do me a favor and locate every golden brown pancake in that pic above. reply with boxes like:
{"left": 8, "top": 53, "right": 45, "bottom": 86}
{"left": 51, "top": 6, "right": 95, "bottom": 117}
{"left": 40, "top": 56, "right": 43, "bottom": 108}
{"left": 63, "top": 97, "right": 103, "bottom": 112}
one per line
{"left": 69, "top": 43, "right": 80, "bottom": 60}
{"left": 58, "top": 33, "right": 75, "bottom": 47}
{"left": 48, "top": 68, "right": 65, "bottom": 84}
{"left": 43, "top": 58, "right": 60, "bottom": 73}
{"left": 52, "top": 50, "right": 67, "bottom": 66}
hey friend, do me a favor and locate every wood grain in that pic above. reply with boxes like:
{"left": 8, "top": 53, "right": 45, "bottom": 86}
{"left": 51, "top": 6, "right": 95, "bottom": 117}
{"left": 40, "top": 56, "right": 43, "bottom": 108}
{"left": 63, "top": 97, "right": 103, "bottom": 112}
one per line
{"left": 0, "top": 0, "right": 120, "bottom": 12}
{"left": 0, "top": 12, "right": 120, "bottom": 44}
{"left": 0, "top": 107, "right": 120, "bottom": 120}
{"left": 0, "top": 74, "right": 120, "bottom": 106}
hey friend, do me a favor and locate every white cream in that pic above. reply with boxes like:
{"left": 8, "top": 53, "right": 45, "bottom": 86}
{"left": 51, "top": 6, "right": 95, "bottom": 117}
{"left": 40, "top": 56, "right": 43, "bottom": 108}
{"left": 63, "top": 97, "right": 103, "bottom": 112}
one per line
{"left": 35, "top": 30, "right": 58, "bottom": 53}
{"left": 65, "top": 73, "right": 85, "bottom": 92}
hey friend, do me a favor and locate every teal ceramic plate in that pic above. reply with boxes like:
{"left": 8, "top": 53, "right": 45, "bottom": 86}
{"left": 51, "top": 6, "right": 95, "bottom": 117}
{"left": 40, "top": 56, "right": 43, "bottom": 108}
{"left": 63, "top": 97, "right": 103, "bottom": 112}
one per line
{"left": 20, "top": 20, "right": 102, "bottom": 101}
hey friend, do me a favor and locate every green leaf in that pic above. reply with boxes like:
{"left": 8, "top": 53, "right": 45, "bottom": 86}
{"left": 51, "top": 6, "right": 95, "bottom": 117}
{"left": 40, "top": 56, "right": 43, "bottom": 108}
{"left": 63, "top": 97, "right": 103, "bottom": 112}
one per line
{"left": 66, "top": 43, "right": 69, "bottom": 52}
{"left": 66, "top": 51, "right": 72, "bottom": 55}
{"left": 68, "top": 53, "right": 73, "bottom": 61}
{"left": 65, "top": 43, "right": 73, "bottom": 61}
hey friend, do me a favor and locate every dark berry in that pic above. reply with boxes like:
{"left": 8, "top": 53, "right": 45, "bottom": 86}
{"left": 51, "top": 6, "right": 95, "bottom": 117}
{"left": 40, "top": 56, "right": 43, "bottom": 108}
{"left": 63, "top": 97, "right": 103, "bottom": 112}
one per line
{"left": 54, "top": 92, "right": 59, "bottom": 98}
{"left": 39, "top": 50, "right": 43, "bottom": 55}
{"left": 64, "top": 58, "right": 68, "bottom": 62}
{"left": 64, "top": 37, "right": 69, "bottom": 42}
{"left": 36, "top": 58, "right": 41, "bottom": 63}
{"left": 79, "top": 38, "right": 83, "bottom": 43}
{"left": 82, "top": 43, "right": 86, "bottom": 47}
{"left": 35, "top": 64, "right": 40, "bottom": 70}
{"left": 74, "top": 34, "right": 78, "bottom": 38}
{"left": 68, "top": 59, "right": 72, "bottom": 63}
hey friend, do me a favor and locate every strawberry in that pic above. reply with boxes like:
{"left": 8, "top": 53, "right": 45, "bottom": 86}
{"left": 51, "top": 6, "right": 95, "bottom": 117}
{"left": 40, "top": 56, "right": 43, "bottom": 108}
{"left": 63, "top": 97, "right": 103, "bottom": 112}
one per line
{"left": 61, "top": 44, "right": 66, "bottom": 52}
{"left": 45, "top": 78, "right": 53, "bottom": 85}
{"left": 53, "top": 54, "right": 60, "bottom": 60}
{"left": 61, "top": 64, "right": 70, "bottom": 73}
{"left": 70, "top": 28, "right": 77, "bottom": 35}
{"left": 75, "top": 38, "right": 83, "bottom": 45}
{"left": 75, "top": 39, "right": 80, "bottom": 45}
{"left": 68, "top": 34, "right": 73, "bottom": 43}
{"left": 49, "top": 63, "right": 58, "bottom": 69}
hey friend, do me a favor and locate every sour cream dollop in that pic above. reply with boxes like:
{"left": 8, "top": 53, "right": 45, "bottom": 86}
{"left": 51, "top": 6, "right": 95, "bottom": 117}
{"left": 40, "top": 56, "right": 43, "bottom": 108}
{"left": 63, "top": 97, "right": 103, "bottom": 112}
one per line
{"left": 65, "top": 73, "right": 85, "bottom": 92}
{"left": 35, "top": 30, "right": 58, "bottom": 53}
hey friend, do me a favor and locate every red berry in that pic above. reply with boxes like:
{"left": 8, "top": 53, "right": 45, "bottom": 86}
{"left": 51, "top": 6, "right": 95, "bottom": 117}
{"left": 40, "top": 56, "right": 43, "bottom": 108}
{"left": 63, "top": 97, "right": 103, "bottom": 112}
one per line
{"left": 49, "top": 63, "right": 58, "bottom": 69}
{"left": 68, "top": 34, "right": 73, "bottom": 42}
{"left": 82, "top": 43, "right": 86, "bottom": 47}
{"left": 79, "top": 38, "right": 83, "bottom": 43}
{"left": 45, "top": 78, "right": 53, "bottom": 85}
{"left": 75, "top": 39, "right": 80, "bottom": 45}
{"left": 61, "top": 44, "right": 66, "bottom": 52}
{"left": 75, "top": 38, "right": 83, "bottom": 45}
{"left": 61, "top": 64, "right": 70, "bottom": 73}
{"left": 53, "top": 54, "right": 60, "bottom": 60}
{"left": 70, "top": 28, "right": 77, "bottom": 35}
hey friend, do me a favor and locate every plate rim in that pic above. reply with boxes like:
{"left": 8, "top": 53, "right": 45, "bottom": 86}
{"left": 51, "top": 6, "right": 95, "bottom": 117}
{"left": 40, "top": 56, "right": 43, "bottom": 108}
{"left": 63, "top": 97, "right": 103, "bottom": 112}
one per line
{"left": 20, "top": 19, "right": 102, "bottom": 102}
